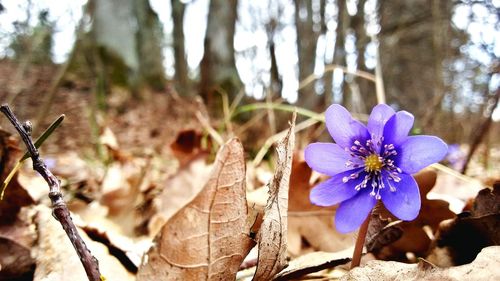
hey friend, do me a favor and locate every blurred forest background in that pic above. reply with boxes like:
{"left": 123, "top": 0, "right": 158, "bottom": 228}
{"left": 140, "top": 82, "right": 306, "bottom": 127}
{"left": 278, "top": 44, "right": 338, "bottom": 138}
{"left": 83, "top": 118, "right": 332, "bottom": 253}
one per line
{"left": 0, "top": 1, "right": 499, "bottom": 280}
{"left": 0, "top": 0, "right": 499, "bottom": 174}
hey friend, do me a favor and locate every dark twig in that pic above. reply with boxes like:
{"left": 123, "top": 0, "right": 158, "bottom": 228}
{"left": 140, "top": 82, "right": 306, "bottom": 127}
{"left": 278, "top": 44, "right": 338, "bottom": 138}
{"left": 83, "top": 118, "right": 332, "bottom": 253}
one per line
{"left": 461, "top": 85, "right": 500, "bottom": 174}
{"left": 0, "top": 105, "right": 101, "bottom": 281}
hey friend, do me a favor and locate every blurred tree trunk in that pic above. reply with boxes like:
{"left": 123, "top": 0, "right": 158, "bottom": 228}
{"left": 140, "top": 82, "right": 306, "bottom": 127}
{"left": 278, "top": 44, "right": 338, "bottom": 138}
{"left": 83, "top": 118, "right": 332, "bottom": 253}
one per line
{"left": 269, "top": 41, "right": 282, "bottom": 98}
{"left": 320, "top": 0, "right": 332, "bottom": 106}
{"left": 352, "top": 0, "right": 375, "bottom": 111}
{"left": 378, "top": 0, "right": 452, "bottom": 123}
{"left": 83, "top": 0, "right": 166, "bottom": 97}
{"left": 333, "top": 0, "right": 349, "bottom": 107}
{"left": 295, "top": 0, "right": 322, "bottom": 110}
{"left": 266, "top": 18, "right": 282, "bottom": 99}
{"left": 171, "top": 0, "right": 190, "bottom": 96}
{"left": 421, "top": 0, "right": 450, "bottom": 128}
{"left": 199, "top": 0, "right": 242, "bottom": 105}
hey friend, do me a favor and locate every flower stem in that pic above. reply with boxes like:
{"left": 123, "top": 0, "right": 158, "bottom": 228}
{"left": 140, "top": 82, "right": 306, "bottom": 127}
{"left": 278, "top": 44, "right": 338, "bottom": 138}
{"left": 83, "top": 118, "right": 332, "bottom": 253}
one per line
{"left": 350, "top": 215, "right": 370, "bottom": 269}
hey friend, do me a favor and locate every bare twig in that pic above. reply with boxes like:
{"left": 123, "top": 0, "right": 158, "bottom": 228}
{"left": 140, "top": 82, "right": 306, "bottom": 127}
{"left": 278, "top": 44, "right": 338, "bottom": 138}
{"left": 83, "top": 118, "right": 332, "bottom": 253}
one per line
{"left": 461, "top": 85, "right": 500, "bottom": 174}
{"left": 0, "top": 104, "right": 101, "bottom": 281}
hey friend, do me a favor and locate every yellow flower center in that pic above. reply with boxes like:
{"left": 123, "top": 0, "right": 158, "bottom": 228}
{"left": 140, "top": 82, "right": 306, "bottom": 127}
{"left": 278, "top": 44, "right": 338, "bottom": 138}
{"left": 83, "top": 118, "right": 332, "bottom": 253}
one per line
{"left": 364, "top": 154, "right": 383, "bottom": 172}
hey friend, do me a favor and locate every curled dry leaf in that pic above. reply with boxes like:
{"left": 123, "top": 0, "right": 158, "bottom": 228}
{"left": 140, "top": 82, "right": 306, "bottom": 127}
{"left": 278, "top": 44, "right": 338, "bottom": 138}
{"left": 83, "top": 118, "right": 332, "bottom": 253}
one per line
{"left": 365, "top": 212, "right": 403, "bottom": 253}
{"left": 148, "top": 154, "right": 212, "bottom": 236}
{"left": 146, "top": 130, "right": 212, "bottom": 236}
{"left": 0, "top": 130, "right": 34, "bottom": 224}
{"left": 471, "top": 183, "right": 500, "bottom": 217}
{"left": 340, "top": 246, "right": 500, "bottom": 281}
{"left": 33, "top": 205, "right": 135, "bottom": 281}
{"left": 169, "top": 129, "right": 208, "bottom": 167}
{"left": 287, "top": 158, "right": 354, "bottom": 256}
{"left": 252, "top": 113, "right": 295, "bottom": 281}
{"left": 372, "top": 170, "right": 456, "bottom": 260}
{"left": 137, "top": 138, "right": 255, "bottom": 281}
{"left": 426, "top": 184, "right": 500, "bottom": 267}
{"left": 0, "top": 208, "right": 37, "bottom": 281}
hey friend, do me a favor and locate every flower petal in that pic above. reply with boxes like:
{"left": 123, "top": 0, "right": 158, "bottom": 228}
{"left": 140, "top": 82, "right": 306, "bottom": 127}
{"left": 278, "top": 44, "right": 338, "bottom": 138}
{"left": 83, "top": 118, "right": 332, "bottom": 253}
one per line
{"left": 395, "top": 136, "right": 448, "bottom": 174}
{"left": 325, "top": 104, "right": 370, "bottom": 148}
{"left": 367, "top": 104, "right": 395, "bottom": 139}
{"left": 309, "top": 169, "right": 364, "bottom": 206}
{"left": 305, "top": 143, "right": 362, "bottom": 176}
{"left": 380, "top": 173, "right": 421, "bottom": 220}
{"left": 383, "top": 111, "right": 414, "bottom": 145}
{"left": 334, "top": 189, "right": 377, "bottom": 233}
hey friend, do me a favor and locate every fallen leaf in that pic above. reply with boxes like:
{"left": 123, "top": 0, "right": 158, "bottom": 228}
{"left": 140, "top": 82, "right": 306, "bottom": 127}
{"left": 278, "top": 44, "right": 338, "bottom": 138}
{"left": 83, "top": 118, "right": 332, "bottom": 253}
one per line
{"left": 340, "top": 246, "right": 500, "bottom": 280}
{"left": 252, "top": 113, "right": 295, "bottom": 281}
{"left": 0, "top": 130, "right": 34, "bottom": 224}
{"left": 32, "top": 205, "right": 135, "bottom": 281}
{"left": 0, "top": 208, "right": 37, "bottom": 280}
{"left": 426, "top": 185, "right": 500, "bottom": 267}
{"left": 170, "top": 129, "right": 208, "bottom": 167}
{"left": 372, "top": 170, "right": 456, "bottom": 260}
{"left": 287, "top": 158, "right": 354, "bottom": 256}
{"left": 365, "top": 213, "right": 403, "bottom": 253}
{"left": 137, "top": 138, "right": 255, "bottom": 281}
{"left": 148, "top": 154, "right": 212, "bottom": 236}
{"left": 471, "top": 184, "right": 499, "bottom": 217}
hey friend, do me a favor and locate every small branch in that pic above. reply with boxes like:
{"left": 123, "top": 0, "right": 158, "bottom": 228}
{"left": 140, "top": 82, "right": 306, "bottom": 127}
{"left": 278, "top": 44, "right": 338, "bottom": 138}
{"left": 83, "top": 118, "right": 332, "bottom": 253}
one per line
{"left": 461, "top": 85, "right": 499, "bottom": 174}
{"left": 0, "top": 105, "right": 101, "bottom": 281}
{"left": 350, "top": 215, "right": 370, "bottom": 269}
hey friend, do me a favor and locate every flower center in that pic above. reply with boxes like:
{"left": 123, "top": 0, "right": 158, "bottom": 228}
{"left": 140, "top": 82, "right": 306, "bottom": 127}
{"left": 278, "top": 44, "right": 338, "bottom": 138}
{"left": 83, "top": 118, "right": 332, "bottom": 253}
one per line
{"left": 364, "top": 154, "right": 382, "bottom": 172}
{"left": 342, "top": 137, "right": 403, "bottom": 200}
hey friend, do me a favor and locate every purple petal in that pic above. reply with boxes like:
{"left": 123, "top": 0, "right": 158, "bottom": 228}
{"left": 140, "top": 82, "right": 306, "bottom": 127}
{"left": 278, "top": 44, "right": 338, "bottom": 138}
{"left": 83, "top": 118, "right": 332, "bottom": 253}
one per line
{"left": 395, "top": 136, "right": 448, "bottom": 174}
{"left": 325, "top": 104, "right": 370, "bottom": 148}
{"left": 334, "top": 189, "right": 377, "bottom": 233}
{"left": 383, "top": 111, "right": 414, "bottom": 146}
{"left": 310, "top": 169, "right": 364, "bottom": 206}
{"left": 305, "top": 143, "right": 362, "bottom": 176}
{"left": 367, "top": 104, "right": 395, "bottom": 139}
{"left": 380, "top": 173, "right": 421, "bottom": 220}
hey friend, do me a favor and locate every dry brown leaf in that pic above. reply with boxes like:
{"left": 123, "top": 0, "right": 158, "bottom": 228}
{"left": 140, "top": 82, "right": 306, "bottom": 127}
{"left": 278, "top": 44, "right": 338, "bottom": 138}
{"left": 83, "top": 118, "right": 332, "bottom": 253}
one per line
{"left": 340, "top": 246, "right": 500, "bottom": 281}
{"left": 33, "top": 205, "right": 135, "bottom": 281}
{"left": 0, "top": 130, "right": 34, "bottom": 224}
{"left": 373, "top": 170, "right": 456, "bottom": 260}
{"left": 0, "top": 208, "right": 37, "bottom": 280}
{"left": 426, "top": 184, "right": 500, "bottom": 267}
{"left": 148, "top": 154, "right": 212, "bottom": 236}
{"left": 170, "top": 129, "right": 208, "bottom": 167}
{"left": 137, "top": 138, "right": 255, "bottom": 281}
{"left": 252, "top": 114, "right": 295, "bottom": 281}
{"left": 472, "top": 183, "right": 500, "bottom": 217}
{"left": 287, "top": 158, "right": 355, "bottom": 256}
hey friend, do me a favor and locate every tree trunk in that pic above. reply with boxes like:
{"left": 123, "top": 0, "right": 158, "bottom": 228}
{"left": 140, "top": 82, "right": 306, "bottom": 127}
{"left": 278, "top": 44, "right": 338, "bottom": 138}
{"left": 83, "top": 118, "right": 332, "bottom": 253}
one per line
{"left": 333, "top": 0, "right": 349, "bottom": 107}
{"left": 352, "top": 0, "right": 375, "bottom": 111}
{"left": 87, "top": 0, "right": 166, "bottom": 94}
{"left": 295, "top": 0, "right": 322, "bottom": 110}
{"left": 171, "top": 0, "right": 190, "bottom": 96}
{"left": 199, "top": 0, "right": 242, "bottom": 105}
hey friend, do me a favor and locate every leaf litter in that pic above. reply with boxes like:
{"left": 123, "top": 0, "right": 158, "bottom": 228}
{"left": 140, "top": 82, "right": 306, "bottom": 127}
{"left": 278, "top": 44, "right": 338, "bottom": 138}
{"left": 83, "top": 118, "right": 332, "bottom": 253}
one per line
{"left": 0, "top": 94, "right": 498, "bottom": 280}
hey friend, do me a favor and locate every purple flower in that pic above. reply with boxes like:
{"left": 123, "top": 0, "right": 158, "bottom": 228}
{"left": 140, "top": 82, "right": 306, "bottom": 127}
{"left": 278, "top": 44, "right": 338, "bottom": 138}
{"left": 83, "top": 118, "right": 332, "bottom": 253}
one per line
{"left": 304, "top": 104, "right": 448, "bottom": 233}
{"left": 445, "top": 144, "right": 465, "bottom": 170}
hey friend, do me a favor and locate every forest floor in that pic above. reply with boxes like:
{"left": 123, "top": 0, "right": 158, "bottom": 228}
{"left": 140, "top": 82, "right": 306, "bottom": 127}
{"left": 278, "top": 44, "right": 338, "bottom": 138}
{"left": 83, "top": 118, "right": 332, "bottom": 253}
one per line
{"left": 0, "top": 60, "right": 499, "bottom": 280}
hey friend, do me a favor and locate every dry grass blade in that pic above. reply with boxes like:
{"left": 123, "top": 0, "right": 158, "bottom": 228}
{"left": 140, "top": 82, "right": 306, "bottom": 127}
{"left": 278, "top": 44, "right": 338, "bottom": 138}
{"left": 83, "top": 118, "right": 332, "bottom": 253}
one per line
{"left": 137, "top": 138, "right": 255, "bottom": 281}
{"left": 252, "top": 112, "right": 296, "bottom": 281}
